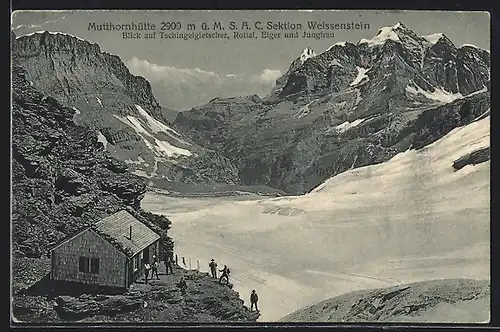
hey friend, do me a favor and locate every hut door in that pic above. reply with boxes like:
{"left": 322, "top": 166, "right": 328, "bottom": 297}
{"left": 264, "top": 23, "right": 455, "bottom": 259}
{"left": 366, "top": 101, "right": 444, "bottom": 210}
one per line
{"left": 143, "top": 247, "right": 150, "bottom": 263}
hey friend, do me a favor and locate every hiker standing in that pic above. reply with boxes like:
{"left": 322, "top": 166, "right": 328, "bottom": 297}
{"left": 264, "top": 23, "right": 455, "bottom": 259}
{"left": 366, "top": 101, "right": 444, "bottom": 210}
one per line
{"left": 250, "top": 290, "right": 259, "bottom": 312}
{"left": 164, "top": 253, "right": 174, "bottom": 275}
{"left": 178, "top": 277, "right": 187, "bottom": 295}
{"left": 152, "top": 256, "right": 160, "bottom": 280}
{"left": 209, "top": 259, "right": 218, "bottom": 279}
{"left": 182, "top": 257, "right": 186, "bottom": 267}
{"left": 143, "top": 260, "right": 151, "bottom": 284}
{"left": 175, "top": 254, "right": 179, "bottom": 266}
{"left": 218, "top": 265, "right": 230, "bottom": 285}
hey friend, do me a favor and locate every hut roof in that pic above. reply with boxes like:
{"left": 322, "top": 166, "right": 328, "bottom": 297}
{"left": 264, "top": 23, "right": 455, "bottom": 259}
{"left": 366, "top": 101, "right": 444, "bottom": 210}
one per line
{"left": 93, "top": 210, "right": 160, "bottom": 257}
{"left": 50, "top": 210, "right": 160, "bottom": 257}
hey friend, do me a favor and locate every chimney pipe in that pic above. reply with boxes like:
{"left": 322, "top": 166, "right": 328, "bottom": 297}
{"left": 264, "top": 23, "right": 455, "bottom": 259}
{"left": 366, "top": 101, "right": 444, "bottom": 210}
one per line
{"left": 129, "top": 226, "right": 132, "bottom": 240}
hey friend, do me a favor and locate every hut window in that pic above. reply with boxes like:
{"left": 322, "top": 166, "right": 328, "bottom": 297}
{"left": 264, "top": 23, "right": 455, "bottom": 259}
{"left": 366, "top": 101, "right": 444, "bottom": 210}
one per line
{"left": 91, "top": 258, "right": 100, "bottom": 274}
{"left": 79, "top": 256, "right": 100, "bottom": 274}
{"left": 79, "top": 257, "right": 89, "bottom": 272}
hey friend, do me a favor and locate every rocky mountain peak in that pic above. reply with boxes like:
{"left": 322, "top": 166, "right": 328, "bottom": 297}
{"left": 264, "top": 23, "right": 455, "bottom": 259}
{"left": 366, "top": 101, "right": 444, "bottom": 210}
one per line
{"left": 12, "top": 31, "right": 242, "bottom": 187}
{"left": 424, "top": 32, "right": 456, "bottom": 51}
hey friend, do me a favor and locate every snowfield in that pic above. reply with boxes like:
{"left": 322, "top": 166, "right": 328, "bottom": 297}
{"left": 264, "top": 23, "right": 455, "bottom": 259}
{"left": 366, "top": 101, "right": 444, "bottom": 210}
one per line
{"left": 143, "top": 116, "right": 490, "bottom": 322}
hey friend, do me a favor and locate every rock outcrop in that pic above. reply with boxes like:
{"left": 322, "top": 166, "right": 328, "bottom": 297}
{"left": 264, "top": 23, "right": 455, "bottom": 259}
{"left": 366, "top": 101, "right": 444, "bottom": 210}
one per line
{"left": 452, "top": 147, "right": 490, "bottom": 171}
{"left": 174, "top": 23, "right": 490, "bottom": 194}
{"left": 12, "top": 266, "right": 260, "bottom": 323}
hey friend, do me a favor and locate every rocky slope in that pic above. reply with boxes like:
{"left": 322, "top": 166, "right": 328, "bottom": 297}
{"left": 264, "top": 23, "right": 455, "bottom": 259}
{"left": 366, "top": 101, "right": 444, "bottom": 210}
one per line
{"left": 11, "top": 64, "right": 257, "bottom": 323}
{"left": 279, "top": 279, "right": 490, "bottom": 323}
{"left": 13, "top": 265, "right": 260, "bottom": 323}
{"left": 174, "top": 22, "right": 490, "bottom": 194}
{"left": 11, "top": 31, "right": 241, "bottom": 186}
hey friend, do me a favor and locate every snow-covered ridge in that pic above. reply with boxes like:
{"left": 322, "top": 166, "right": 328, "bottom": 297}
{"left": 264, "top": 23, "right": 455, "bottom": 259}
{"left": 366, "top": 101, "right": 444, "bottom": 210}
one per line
{"left": 359, "top": 24, "right": 401, "bottom": 47}
{"left": 460, "top": 43, "right": 490, "bottom": 53}
{"left": 16, "top": 30, "right": 86, "bottom": 41}
{"left": 325, "top": 41, "right": 347, "bottom": 52}
{"left": 423, "top": 33, "right": 444, "bottom": 44}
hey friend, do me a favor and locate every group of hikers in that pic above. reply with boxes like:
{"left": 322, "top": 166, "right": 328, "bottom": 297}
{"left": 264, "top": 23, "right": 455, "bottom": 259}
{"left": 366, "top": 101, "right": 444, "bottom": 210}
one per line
{"left": 208, "top": 258, "right": 231, "bottom": 285}
{"left": 141, "top": 254, "right": 259, "bottom": 312}
{"left": 209, "top": 258, "right": 259, "bottom": 312}
{"left": 142, "top": 252, "right": 176, "bottom": 284}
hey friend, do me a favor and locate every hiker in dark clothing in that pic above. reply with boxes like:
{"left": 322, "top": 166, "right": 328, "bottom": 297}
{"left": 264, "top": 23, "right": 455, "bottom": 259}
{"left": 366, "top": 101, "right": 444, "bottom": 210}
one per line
{"left": 178, "top": 277, "right": 187, "bottom": 295}
{"left": 219, "top": 265, "right": 230, "bottom": 285}
{"left": 152, "top": 256, "right": 160, "bottom": 280}
{"left": 182, "top": 257, "right": 186, "bottom": 267}
{"left": 250, "top": 290, "right": 259, "bottom": 312}
{"left": 175, "top": 254, "right": 179, "bottom": 266}
{"left": 164, "top": 253, "right": 174, "bottom": 275}
{"left": 209, "top": 259, "right": 218, "bottom": 279}
{"left": 143, "top": 260, "right": 151, "bottom": 284}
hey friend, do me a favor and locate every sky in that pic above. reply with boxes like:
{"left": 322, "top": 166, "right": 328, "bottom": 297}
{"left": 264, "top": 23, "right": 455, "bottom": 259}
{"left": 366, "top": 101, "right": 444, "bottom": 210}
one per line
{"left": 12, "top": 10, "right": 490, "bottom": 110}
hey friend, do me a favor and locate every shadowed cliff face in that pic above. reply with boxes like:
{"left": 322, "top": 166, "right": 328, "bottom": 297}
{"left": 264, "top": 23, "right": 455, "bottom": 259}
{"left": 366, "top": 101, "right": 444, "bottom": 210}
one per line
{"left": 11, "top": 64, "right": 172, "bottom": 258}
{"left": 12, "top": 31, "right": 241, "bottom": 186}
{"left": 174, "top": 23, "right": 490, "bottom": 194}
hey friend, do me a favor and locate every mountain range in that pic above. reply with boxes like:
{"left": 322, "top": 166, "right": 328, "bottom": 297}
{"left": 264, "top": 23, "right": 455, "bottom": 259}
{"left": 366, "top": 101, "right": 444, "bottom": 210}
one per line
{"left": 174, "top": 22, "right": 490, "bottom": 194}
{"left": 12, "top": 23, "right": 490, "bottom": 195}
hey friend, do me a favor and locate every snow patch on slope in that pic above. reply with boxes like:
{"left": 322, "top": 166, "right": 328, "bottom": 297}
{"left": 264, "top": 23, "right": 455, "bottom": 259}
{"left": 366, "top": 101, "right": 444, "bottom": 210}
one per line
{"left": 314, "top": 115, "right": 490, "bottom": 195}
{"left": 16, "top": 30, "right": 86, "bottom": 41}
{"left": 325, "top": 41, "right": 347, "bottom": 52}
{"left": 350, "top": 67, "right": 370, "bottom": 86}
{"left": 135, "top": 105, "right": 181, "bottom": 136}
{"left": 97, "top": 131, "right": 108, "bottom": 149}
{"left": 113, "top": 114, "right": 192, "bottom": 158}
{"left": 334, "top": 118, "right": 367, "bottom": 133}
{"left": 296, "top": 99, "right": 319, "bottom": 119}
{"left": 329, "top": 58, "right": 343, "bottom": 67}
{"left": 406, "top": 83, "right": 463, "bottom": 103}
